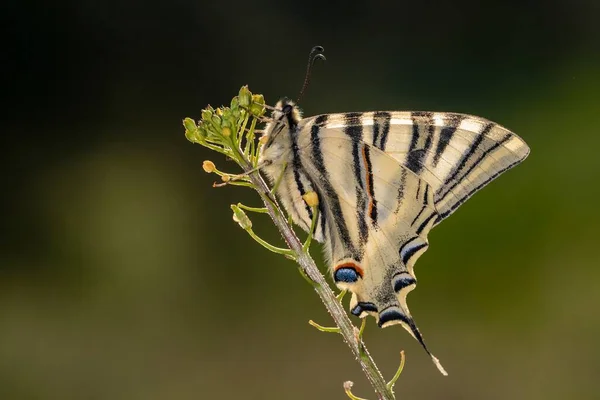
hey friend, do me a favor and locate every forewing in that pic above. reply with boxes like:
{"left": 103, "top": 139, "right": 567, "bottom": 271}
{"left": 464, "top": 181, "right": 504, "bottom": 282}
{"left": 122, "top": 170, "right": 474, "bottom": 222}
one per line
{"left": 307, "top": 111, "right": 530, "bottom": 225}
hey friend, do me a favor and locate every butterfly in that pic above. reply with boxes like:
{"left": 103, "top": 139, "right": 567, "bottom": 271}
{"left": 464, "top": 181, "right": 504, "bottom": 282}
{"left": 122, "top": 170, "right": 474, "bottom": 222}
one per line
{"left": 257, "top": 60, "right": 529, "bottom": 374}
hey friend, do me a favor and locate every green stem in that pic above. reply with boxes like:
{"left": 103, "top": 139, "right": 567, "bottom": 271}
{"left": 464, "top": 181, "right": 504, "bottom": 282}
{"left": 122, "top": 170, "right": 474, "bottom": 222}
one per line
{"left": 344, "top": 382, "right": 370, "bottom": 400}
{"left": 226, "top": 181, "right": 254, "bottom": 188}
{"left": 193, "top": 99, "right": 396, "bottom": 400}
{"left": 308, "top": 320, "right": 341, "bottom": 333}
{"left": 248, "top": 117, "right": 258, "bottom": 165}
{"left": 387, "top": 351, "right": 406, "bottom": 393}
{"left": 239, "top": 113, "right": 250, "bottom": 156}
{"left": 237, "top": 203, "right": 269, "bottom": 213}
{"left": 246, "top": 228, "right": 296, "bottom": 258}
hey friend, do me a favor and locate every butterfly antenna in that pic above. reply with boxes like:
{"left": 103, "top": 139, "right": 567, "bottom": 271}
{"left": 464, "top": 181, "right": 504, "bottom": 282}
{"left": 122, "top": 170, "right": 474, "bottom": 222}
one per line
{"left": 297, "top": 45, "right": 326, "bottom": 104}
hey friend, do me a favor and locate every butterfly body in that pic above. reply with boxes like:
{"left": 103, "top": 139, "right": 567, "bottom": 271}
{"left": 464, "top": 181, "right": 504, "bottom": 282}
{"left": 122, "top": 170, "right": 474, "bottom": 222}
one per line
{"left": 259, "top": 99, "right": 529, "bottom": 373}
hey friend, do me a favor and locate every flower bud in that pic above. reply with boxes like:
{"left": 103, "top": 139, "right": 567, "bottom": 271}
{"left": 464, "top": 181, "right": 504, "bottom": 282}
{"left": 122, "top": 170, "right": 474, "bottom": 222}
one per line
{"left": 230, "top": 96, "right": 239, "bottom": 111}
{"left": 231, "top": 204, "right": 252, "bottom": 230}
{"left": 210, "top": 115, "right": 221, "bottom": 129}
{"left": 202, "top": 160, "right": 216, "bottom": 173}
{"left": 250, "top": 94, "right": 265, "bottom": 116}
{"left": 238, "top": 86, "right": 252, "bottom": 107}
{"left": 201, "top": 107, "right": 213, "bottom": 122}
{"left": 183, "top": 117, "right": 197, "bottom": 132}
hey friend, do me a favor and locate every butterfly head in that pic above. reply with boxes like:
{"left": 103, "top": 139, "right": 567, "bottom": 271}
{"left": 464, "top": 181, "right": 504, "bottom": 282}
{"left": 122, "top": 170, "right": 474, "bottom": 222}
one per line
{"left": 261, "top": 98, "right": 303, "bottom": 149}
{"left": 272, "top": 98, "right": 303, "bottom": 127}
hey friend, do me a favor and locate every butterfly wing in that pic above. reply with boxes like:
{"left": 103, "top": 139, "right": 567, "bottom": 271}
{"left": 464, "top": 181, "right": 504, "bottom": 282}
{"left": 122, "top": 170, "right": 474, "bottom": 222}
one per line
{"left": 314, "top": 111, "right": 530, "bottom": 225}
{"left": 260, "top": 109, "right": 528, "bottom": 374}
{"left": 290, "top": 111, "right": 527, "bottom": 373}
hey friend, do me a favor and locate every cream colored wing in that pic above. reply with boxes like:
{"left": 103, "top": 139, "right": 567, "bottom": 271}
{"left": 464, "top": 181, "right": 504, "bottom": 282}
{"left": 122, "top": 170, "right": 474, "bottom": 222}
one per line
{"left": 295, "top": 130, "right": 443, "bottom": 373}
{"left": 310, "top": 111, "right": 530, "bottom": 225}
{"left": 260, "top": 109, "right": 528, "bottom": 375}
{"left": 289, "top": 111, "right": 528, "bottom": 374}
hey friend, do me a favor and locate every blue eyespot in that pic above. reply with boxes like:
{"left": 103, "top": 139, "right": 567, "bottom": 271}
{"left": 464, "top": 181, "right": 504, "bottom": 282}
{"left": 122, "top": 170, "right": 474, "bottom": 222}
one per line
{"left": 350, "top": 305, "right": 363, "bottom": 316}
{"left": 377, "top": 307, "right": 409, "bottom": 328}
{"left": 334, "top": 267, "right": 360, "bottom": 283}
{"left": 393, "top": 273, "right": 416, "bottom": 293}
{"left": 351, "top": 302, "right": 377, "bottom": 317}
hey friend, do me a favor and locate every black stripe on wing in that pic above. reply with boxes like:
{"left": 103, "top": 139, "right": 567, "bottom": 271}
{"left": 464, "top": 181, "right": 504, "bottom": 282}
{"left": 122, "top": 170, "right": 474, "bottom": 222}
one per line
{"left": 345, "top": 113, "right": 369, "bottom": 249}
{"left": 290, "top": 129, "right": 314, "bottom": 224}
{"left": 362, "top": 145, "right": 378, "bottom": 224}
{"left": 373, "top": 111, "right": 392, "bottom": 151}
{"left": 441, "top": 132, "right": 513, "bottom": 200}
{"left": 405, "top": 112, "right": 434, "bottom": 176}
{"left": 438, "top": 154, "right": 528, "bottom": 221}
{"left": 310, "top": 114, "right": 360, "bottom": 259}
{"left": 436, "top": 122, "right": 493, "bottom": 199}
{"left": 432, "top": 114, "right": 465, "bottom": 168}
{"left": 399, "top": 236, "right": 429, "bottom": 266}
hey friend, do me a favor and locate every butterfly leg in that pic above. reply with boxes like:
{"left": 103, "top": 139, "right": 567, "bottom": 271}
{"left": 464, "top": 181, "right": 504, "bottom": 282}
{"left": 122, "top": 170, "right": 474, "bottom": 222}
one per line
{"left": 270, "top": 161, "right": 288, "bottom": 195}
{"left": 302, "top": 198, "right": 319, "bottom": 252}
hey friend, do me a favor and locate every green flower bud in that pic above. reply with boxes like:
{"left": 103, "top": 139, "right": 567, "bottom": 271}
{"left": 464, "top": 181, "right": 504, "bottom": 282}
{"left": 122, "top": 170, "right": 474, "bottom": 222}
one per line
{"left": 183, "top": 118, "right": 203, "bottom": 143}
{"left": 221, "top": 107, "right": 232, "bottom": 121}
{"left": 230, "top": 96, "right": 240, "bottom": 111}
{"left": 201, "top": 108, "right": 213, "bottom": 122}
{"left": 210, "top": 115, "right": 222, "bottom": 130}
{"left": 183, "top": 117, "right": 197, "bottom": 133}
{"left": 185, "top": 129, "right": 198, "bottom": 143}
{"left": 250, "top": 94, "right": 266, "bottom": 116}
{"left": 238, "top": 86, "right": 252, "bottom": 107}
{"left": 231, "top": 204, "right": 252, "bottom": 230}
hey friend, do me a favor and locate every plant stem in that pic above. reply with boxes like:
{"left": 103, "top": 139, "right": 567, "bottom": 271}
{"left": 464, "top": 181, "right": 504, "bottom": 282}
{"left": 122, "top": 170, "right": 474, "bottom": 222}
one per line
{"left": 239, "top": 158, "right": 395, "bottom": 400}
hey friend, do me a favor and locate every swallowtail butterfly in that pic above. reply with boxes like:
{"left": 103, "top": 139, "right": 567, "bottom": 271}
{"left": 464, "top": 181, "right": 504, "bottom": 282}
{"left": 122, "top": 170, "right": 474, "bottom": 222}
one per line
{"left": 259, "top": 49, "right": 530, "bottom": 374}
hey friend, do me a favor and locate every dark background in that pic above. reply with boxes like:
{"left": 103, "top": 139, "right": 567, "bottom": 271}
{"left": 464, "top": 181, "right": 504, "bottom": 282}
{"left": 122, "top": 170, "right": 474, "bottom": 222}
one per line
{"left": 3, "top": 0, "right": 600, "bottom": 399}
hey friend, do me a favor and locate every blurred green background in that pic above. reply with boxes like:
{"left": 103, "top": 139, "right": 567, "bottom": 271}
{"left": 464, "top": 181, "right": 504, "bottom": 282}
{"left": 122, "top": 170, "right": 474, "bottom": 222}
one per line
{"left": 3, "top": 0, "right": 600, "bottom": 399}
